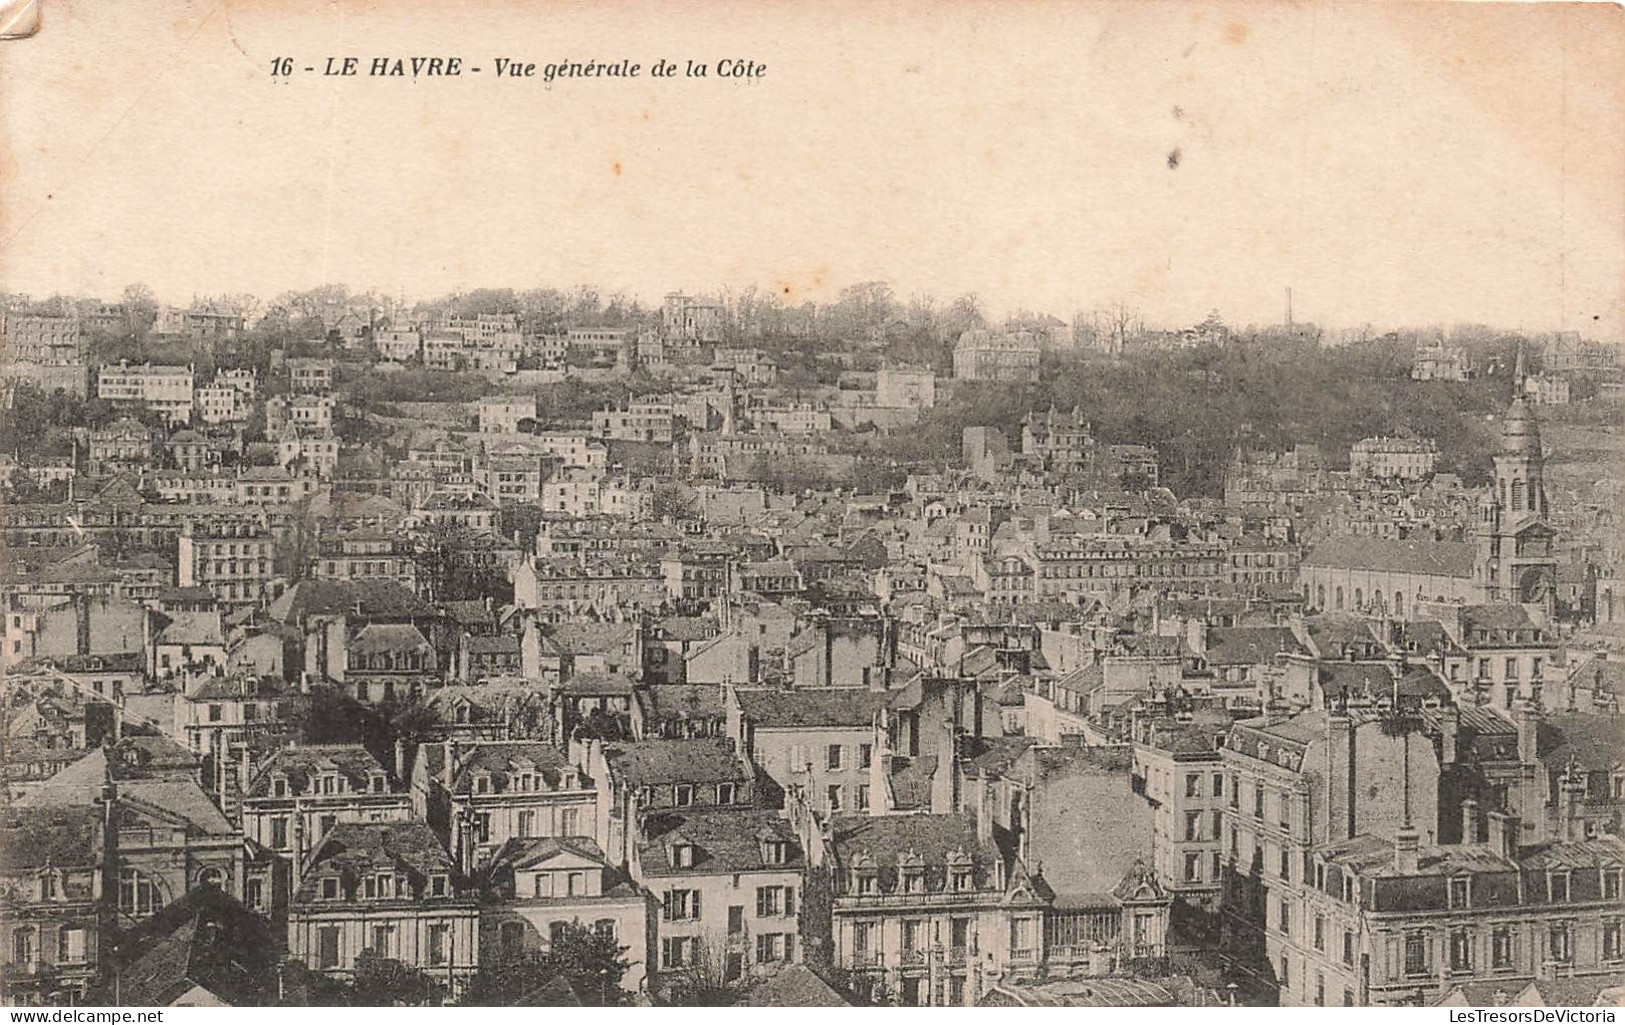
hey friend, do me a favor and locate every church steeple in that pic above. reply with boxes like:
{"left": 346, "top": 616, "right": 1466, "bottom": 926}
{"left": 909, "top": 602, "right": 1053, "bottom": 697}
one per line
{"left": 1475, "top": 376, "right": 1556, "bottom": 611}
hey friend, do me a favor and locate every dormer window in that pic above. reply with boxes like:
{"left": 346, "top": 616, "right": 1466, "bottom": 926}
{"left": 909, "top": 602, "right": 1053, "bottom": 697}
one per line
{"left": 951, "top": 867, "right": 973, "bottom": 892}
{"left": 902, "top": 868, "right": 925, "bottom": 894}
{"left": 321, "top": 877, "right": 340, "bottom": 900}
{"left": 761, "top": 839, "right": 788, "bottom": 866}
{"left": 675, "top": 784, "right": 694, "bottom": 808}
{"left": 672, "top": 842, "right": 696, "bottom": 868}
{"left": 272, "top": 776, "right": 288, "bottom": 798}
{"left": 1548, "top": 872, "right": 1570, "bottom": 903}
{"left": 1448, "top": 876, "right": 1471, "bottom": 909}
{"left": 855, "top": 872, "right": 878, "bottom": 896}
{"left": 369, "top": 772, "right": 387, "bottom": 794}
{"left": 429, "top": 874, "right": 448, "bottom": 897}
{"left": 38, "top": 871, "right": 60, "bottom": 901}
{"left": 515, "top": 772, "right": 534, "bottom": 792}
{"left": 321, "top": 773, "right": 339, "bottom": 795}
{"left": 718, "top": 783, "right": 737, "bottom": 805}
{"left": 474, "top": 772, "right": 492, "bottom": 795}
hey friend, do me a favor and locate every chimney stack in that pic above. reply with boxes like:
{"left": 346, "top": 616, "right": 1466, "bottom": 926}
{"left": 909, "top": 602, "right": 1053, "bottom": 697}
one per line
{"left": 1516, "top": 703, "right": 1538, "bottom": 765}
{"left": 444, "top": 739, "right": 457, "bottom": 788}
{"left": 1393, "top": 824, "right": 1420, "bottom": 874}
{"left": 1557, "top": 769, "right": 1587, "bottom": 842}
{"left": 291, "top": 815, "right": 307, "bottom": 891}
{"left": 394, "top": 738, "right": 407, "bottom": 781}
{"left": 1441, "top": 707, "right": 1460, "bottom": 765}
{"left": 1460, "top": 797, "right": 1480, "bottom": 844}
{"left": 1486, "top": 810, "right": 1520, "bottom": 861}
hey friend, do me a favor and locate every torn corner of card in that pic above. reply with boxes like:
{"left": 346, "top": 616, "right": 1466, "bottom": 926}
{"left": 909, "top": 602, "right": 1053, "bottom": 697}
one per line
{"left": 0, "top": 0, "right": 40, "bottom": 41}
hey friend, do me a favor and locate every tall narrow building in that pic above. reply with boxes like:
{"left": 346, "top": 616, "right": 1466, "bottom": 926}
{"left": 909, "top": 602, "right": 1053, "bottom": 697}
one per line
{"left": 1474, "top": 347, "right": 1558, "bottom": 611}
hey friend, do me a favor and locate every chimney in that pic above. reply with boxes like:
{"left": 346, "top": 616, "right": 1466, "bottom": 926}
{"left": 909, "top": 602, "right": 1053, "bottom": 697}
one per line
{"left": 291, "top": 815, "right": 307, "bottom": 891}
{"left": 394, "top": 738, "right": 407, "bottom": 781}
{"left": 1557, "top": 770, "right": 1587, "bottom": 842}
{"left": 1393, "top": 824, "right": 1420, "bottom": 874}
{"left": 1516, "top": 703, "right": 1538, "bottom": 765}
{"left": 1460, "top": 797, "right": 1479, "bottom": 844}
{"left": 1486, "top": 810, "right": 1520, "bottom": 861}
{"left": 444, "top": 739, "right": 457, "bottom": 788}
{"left": 1441, "top": 708, "right": 1459, "bottom": 765}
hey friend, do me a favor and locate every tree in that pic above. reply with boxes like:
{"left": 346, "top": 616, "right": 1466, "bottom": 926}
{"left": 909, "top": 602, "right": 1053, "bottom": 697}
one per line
{"left": 460, "top": 923, "right": 631, "bottom": 1006}
{"left": 651, "top": 482, "right": 698, "bottom": 522}
{"left": 350, "top": 951, "right": 449, "bottom": 1006}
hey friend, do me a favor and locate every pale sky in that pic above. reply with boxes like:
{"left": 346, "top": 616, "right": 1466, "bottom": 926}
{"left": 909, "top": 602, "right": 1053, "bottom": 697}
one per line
{"left": 2, "top": 0, "right": 1621, "bottom": 338}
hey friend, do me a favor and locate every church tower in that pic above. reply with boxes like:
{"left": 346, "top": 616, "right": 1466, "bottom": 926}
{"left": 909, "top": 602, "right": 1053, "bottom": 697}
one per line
{"left": 1475, "top": 343, "right": 1558, "bottom": 611}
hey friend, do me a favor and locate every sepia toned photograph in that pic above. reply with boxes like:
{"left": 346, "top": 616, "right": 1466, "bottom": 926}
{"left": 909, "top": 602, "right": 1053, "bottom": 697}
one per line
{"left": 0, "top": 0, "right": 1622, "bottom": 1012}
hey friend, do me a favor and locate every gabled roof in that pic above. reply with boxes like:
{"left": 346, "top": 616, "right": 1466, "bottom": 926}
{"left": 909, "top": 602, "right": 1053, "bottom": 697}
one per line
{"left": 638, "top": 809, "right": 800, "bottom": 876}
{"left": 1302, "top": 536, "right": 1476, "bottom": 578}
{"left": 246, "top": 744, "right": 393, "bottom": 797}
{"left": 733, "top": 688, "right": 890, "bottom": 729}
{"left": 603, "top": 738, "right": 748, "bottom": 788}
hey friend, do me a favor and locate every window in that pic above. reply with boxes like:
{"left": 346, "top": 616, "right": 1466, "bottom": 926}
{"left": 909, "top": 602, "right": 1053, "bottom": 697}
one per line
{"left": 1279, "top": 846, "right": 1291, "bottom": 881}
{"left": 1405, "top": 932, "right": 1430, "bottom": 976}
{"left": 321, "top": 877, "right": 340, "bottom": 900}
{"left": 1505, "top": 657, "right": 1519, "bottom": 680}
{"left": 1254, "top": 784, "right": 1265, "bottom": 820}
{"left": 429, "top": 874, "right": 448, "bottom": 897}
{"left": 1439, "top": 876, "right": 1469, "bottom": 910}
{"left": 370, "top": 924, "right": 396, "bottom": 957}
{"left": 856, "top": 872, "right": 877, "bottom": 896}
{"left": 1343, "top": 930, "right": 1355, "bottom": 966}
{"left": 1603, "top": 869, "right": 1621, "bottom": 901}
{"left": 427, "top": 924, "right": 449, "bottom": 966}
{"left": 119, "top": 869, "right": 162, "bottom": 916}
{"left": 1603, "top": 920, "right": 1623, "bottom": 963}
{"left": 827, "top": 785, "right": 843, "bottom": 812}
{"left": 827, "top": 744, "right": 843, "bottom": 770}
{"left": 857, "top": 784, "right": 870, "bottom": 811}
{"left": 12, "top": 927, "right": 35, "bottom": 966}
{"left": 756, "top": 885, "right": 794, "bottom": 917}
{"left": 517, "top": 810, "right": 536, "bottom": 838}
{"left": 499, "top": 921, "right": 524, "bottom": 957}
{"left": 1212, "top": 773, "right": 1224, "bottom": 798}
{"left": 675, "top": 784, "right": 694, "bottom": 807}
{"left": 663, "top": 889, "right": 700, "bottom": 921}
{"left": 1313, "top": 915, "right": 1325, "bottom": 951}
{"left": 208, "top": 704, "right": 222, "bottom": 722}
{"left": 1549, "top": 924, "right": 1572, "bottom": 963}
{"left": 57, "top": 927, "right": 86, "bottom": 965}
{"left": 717, "top": 783, "right": 736, "bottom": 805}
{"left": 318, "top": 927, "right": 341, "bottom": 969}
{"left": 1488, "top": 929, "right": 1514, "bottom": 968}
{"left": 1277, "top": 899, "right": 1290, "bottom": 935}
{"left": 1184, "top": 852, "right": 1203, "bottom": 883}
{"left": 860, "top": 744, "right": 873, "bottom": 769}
{"left": 661, "top": 936, "right": 693, "bottom": 968}
{"left": 1185, "top": 773, "right": 1202, "bottom": 799}
{"left": 1449, "top": 928, "right": 1473, "bottom": 972}
{"left": 1279, "top": 793, "right": 1292, "bottom": 831}
{"left": 1548, "top": 872, "right": 1570, "bottom": 902}
{"left": 1185, "top": 811, "right": 1204, "bottom": 842}
{"left": 1315, "top": 971, "right": 1325, "bottom": 1006}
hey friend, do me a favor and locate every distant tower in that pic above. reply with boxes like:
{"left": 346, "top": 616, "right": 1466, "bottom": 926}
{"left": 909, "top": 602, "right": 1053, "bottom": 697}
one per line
{"left": 1474, "top": 381, "right": 1558, "bottom": 611}
{"left": 1285, "top": 287, "right": 1293, "bottom": 328}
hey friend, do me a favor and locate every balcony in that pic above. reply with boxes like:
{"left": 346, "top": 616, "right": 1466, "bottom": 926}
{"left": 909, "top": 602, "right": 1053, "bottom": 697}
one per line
{"left": 1009, "top": 947, "right": 1039, "bottom": 963}
{"left": 848, "top": 950, "right": 884, "bottom": 971}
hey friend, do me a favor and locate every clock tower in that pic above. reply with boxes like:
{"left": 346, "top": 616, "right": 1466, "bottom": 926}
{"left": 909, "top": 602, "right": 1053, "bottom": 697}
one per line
{"left": 1475, "top": 346, "right": 1558, "bottom": 613}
